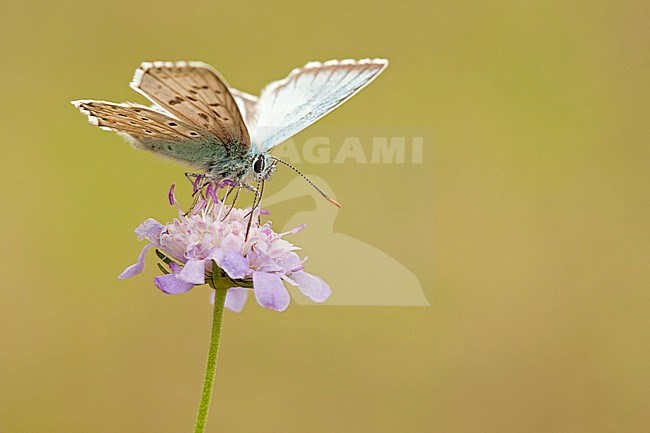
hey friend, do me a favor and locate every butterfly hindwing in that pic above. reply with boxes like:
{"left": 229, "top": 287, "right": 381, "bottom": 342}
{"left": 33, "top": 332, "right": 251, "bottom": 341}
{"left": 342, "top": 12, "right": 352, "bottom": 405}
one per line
{"left": 230, "top": 89, "right": 258, "bottom": 133}
{"left": 72, "top": 100, "right": 229, "bottom": 170}
{"left": 130, "top": 61, "right": 251, "bottom": 153}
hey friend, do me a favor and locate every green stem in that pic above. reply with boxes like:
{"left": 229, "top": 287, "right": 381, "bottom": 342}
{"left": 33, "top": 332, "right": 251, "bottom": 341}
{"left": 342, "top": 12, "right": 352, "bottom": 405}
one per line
{"left": 194, "top": 287, "right": 227, "bottom": 433}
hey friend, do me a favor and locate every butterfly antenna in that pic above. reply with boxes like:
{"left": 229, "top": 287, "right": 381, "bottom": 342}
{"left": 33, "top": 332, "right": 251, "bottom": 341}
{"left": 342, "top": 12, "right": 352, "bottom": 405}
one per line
{"left": 270, "top": 157, "right": 342, "bottom": 208}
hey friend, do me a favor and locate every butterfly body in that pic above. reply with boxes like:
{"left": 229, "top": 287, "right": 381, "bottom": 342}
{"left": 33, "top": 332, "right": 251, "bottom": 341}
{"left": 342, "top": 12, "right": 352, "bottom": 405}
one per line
{"left": 206, "top": 150, "right": 276, "bottom": 185}
{"left": 73, "top": 59, "right": 388, "bottom": 188}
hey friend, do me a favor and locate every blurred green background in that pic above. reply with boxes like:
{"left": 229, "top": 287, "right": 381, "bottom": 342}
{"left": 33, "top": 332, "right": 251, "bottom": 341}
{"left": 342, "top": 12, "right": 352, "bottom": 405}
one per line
{"left": 1, "top": 1, "right": 648, "bottom": 432}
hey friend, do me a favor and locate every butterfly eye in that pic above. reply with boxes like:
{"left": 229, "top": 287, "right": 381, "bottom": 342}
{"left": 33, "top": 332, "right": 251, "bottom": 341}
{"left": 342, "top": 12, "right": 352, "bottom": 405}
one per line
{"left": 253, "top": 156, "right": 265, "bottom": 174}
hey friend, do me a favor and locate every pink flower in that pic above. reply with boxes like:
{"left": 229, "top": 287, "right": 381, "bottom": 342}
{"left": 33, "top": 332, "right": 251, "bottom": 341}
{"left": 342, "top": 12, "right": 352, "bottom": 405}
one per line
{"left": 119, "top": 188, "right": 331, "bottom": 312}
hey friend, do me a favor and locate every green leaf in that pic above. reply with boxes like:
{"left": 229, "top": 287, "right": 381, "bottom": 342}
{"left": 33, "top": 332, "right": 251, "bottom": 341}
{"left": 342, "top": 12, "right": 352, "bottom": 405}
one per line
{"left": 155, "top": 249, "right": 172, "bottom": 265}
{"left": 157, "top": 263, "right": 170, "bottom": 275}
{"left": 229, "top": 278, "right": 254, "bottom": 289}
{"left": 208, "top": 260, "right": 253, "bottom": 290}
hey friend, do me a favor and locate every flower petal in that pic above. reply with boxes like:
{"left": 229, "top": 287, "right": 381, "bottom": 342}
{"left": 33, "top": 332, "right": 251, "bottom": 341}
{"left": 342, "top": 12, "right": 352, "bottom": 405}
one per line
{"left": 168, "top": 184, "right": 176, "bottom": 205}
{"left": 253, "top": 272, "right": 290, "bottom": 312}
{"left": 206, "top": 182, "right": 219, "bottom": 203}
{"left": 177, "top": 259, "right": 206, "bottom": 284}
{"left": 292, "top": 271, "right": 331, "bottom": 303}
{"left": 135, "top": 218, "right": 164, "bottom": 242}
{"left": 281, "top": 252, "right": 304, "bottom": 273}
{"left": 191, "top": 199, "right": 206, "bottom": 215}
{"left": 192, "top": 175, "right": 202, "bottom": 193}
{"left": 220, "top": 233, "right": 243, "bottom": 252}
{"left": 118, "top": 244, "right": 153, "bottom": 279}
{"left": 216, "top": 250, "right": 250, "bottom": 279}
{"left": 225, "top": 287, "right": 249, "bottom": 312}
{"left": 154, "top": 274, "right": 195, "bottom": 295}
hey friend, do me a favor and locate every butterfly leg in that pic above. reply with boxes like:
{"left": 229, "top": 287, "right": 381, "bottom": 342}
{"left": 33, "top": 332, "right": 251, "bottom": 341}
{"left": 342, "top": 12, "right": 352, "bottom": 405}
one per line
{"left": 255, "top": 181, "right": 265, "bottom": 225}
{"left": 242, "top": 183, "right": 258, "bottom": 194}
{"left": 220, "top": 186, "right": 241, "bottom": 222}
{"left": 185, "top": 172, "right": 213, "bottom": 198}
{"left": 182, "top": 174, "right": 210, "bottom": 216}
{"left": 185, "top": 172, "right": 199, "bottom": 183}
{"left": 244, "top": 179, "right": 265, "bottom": 241}
{"left": 184, "top": 172, "right": 201, "bottom": 190}
{"left": 185, "top": 194, "right": 203, "bottom": 216}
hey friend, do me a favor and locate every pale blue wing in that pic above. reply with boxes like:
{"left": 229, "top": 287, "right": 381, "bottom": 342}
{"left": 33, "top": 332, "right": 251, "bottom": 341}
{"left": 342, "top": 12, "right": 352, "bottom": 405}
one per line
{"left": 249, "top": 59, "right": 388, "bottom": 154}
{"left": 230, "top": 88, "right": 258, "bottom": 133}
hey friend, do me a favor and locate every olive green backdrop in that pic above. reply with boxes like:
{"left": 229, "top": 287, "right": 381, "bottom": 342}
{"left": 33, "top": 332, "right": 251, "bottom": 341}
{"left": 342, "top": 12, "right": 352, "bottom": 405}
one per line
{"left": 1, "top": 1, "right": 648, "bottom": 432}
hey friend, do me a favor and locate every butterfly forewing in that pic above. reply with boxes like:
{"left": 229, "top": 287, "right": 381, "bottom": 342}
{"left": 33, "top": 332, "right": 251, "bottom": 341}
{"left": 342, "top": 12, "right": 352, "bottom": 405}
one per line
{"left": 72, "top": 100, "right": 224, "bottom": 170}
{"left": 130, "top": 61, "right": 251, "bottom": 150}
{"left": 250, "top": 58, "right": 388, "bottom": 153}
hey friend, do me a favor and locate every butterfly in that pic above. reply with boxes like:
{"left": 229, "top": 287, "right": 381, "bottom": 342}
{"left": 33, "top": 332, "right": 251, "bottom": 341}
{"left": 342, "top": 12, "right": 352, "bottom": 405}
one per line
{"left": 72, "top": 59, "right": 388, "bottom": 205}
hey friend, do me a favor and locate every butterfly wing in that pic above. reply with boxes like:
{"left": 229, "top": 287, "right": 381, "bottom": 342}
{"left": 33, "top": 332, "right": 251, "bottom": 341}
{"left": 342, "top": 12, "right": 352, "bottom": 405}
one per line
{"left": 72, "top": 100, "right": 228, "bottom": 170}
{"left": 230, "top": 88, "right": 258, "bottom": 131}
{"left": 130, "top": 61, "right": 251, "bottom": 151}
{"left": 250, "top": 58, "right": 388, "bottom": 153}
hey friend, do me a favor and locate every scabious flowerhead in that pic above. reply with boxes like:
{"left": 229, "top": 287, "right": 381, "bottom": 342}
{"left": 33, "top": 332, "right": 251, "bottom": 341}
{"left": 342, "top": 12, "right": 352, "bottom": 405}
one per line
{"left": 119, "top": 183, "right": 331, "bottom": 312}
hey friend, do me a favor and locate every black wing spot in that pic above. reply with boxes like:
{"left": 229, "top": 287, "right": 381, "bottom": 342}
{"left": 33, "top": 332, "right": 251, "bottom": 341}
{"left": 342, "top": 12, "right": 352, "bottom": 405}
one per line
{"left": 168, "top": 122, "right": 177, "bottom": 127}
{"left": 167, "top": 145, "right": 173, "bottom": 150}
{"left": 187, "top": 96, "right": 198, "bottom": 102}
{"left": 189, "top": 132, "right": 199, "bottom": 136}
{"left": 141, "top": 117, "right": 149, "bottom": 121}
{"left": 197, "top": 112, "right": 209, "bottom": 120}
{"left": 168, "top": 97, "right": 184, "bottom": 105}
{"left": 145, "top": 130, "right": 153, "bottom": 134}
